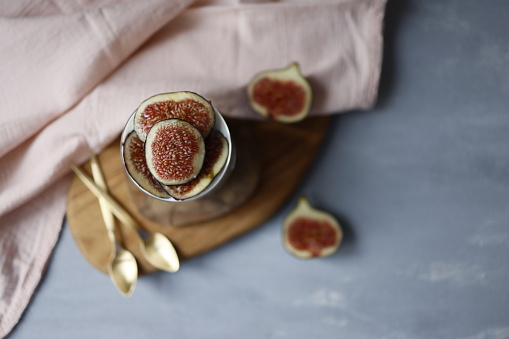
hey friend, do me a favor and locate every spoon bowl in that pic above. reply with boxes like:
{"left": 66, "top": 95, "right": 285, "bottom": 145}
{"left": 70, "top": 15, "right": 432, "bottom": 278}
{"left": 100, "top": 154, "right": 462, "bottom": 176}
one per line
{"left": 139, "top": 232, "right": 180, "bottom": 273}
{"left": 88, "top": 155, "right": 138, "bottom": 296}
{"left": 109, "top": 246, "right": 138, "bottom": 295}
{"left": 71, "top": 162, "right": 181, "bottom": 276}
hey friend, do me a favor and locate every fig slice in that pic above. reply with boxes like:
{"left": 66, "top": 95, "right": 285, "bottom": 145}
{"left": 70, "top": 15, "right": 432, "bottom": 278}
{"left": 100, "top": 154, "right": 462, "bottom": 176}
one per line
{"left": 145, "top": 119, "right": 205, "bottom": 186}
{"left": 134, "top": 91, "right": 215, "bottom": 142}
{"left": 163, "top": 130, "right": 228, "bottom": 200}
{"left": 247, "top": 62, "right": 312, "bottom": 123}
{"left": 283, "top": 197, "right": 343, "bottom": 259}
{"left": 123, "top": 131, "right": 168, "bottom": 198}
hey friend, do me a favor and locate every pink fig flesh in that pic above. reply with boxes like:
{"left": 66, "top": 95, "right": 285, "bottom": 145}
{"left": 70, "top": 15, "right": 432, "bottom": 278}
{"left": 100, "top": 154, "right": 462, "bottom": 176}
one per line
{"left": 283, "top": 197, "right": 342, "bottom": 259}
{"left": 145, "top": 119, "right": 205, "bottom": 186}
{"left": 247, "top": 62, "right": 312, "bottom": 123}
{"left": 134, "top": 91, "right": 215, "bottom": 142}
{"left": 163, "top": 130, "right": 228, "bottom": 200}
{"left": 123, "top": 131, "right": 168, "bottom": 198}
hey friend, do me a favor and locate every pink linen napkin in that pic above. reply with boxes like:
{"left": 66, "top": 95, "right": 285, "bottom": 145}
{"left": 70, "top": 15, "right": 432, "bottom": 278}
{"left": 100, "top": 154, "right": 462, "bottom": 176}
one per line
{"left": 0, "top": 0, "right": 386, "bottom": 335}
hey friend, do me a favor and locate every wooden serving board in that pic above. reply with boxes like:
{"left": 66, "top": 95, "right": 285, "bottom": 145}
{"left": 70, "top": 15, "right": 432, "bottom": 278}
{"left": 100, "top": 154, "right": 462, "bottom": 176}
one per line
{"left": 66, "top": 116, "right": 330, "bottom": 275}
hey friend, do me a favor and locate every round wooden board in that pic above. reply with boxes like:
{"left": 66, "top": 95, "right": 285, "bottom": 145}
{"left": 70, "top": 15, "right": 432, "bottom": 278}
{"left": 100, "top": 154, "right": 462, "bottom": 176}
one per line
{"left": 66, "top": 117, "right": 330, "bottom": 275}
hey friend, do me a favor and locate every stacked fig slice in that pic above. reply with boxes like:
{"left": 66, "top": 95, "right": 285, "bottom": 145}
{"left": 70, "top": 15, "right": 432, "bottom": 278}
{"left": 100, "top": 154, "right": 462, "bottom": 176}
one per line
{"left": 162, "top": 131, "right": 228, "bottom": 200}
{"left": 123, "top": 91, "right": 228, "bottom": 200}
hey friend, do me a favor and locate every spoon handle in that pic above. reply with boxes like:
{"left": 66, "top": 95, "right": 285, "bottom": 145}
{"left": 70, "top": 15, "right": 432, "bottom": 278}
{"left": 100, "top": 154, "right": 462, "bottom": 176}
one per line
{"left": 71, "top": 163, "right": 180, "bottom": 273}
{"left": 90, "top": 153, "right": 116, "bottom": 244}
{"left": 71, "top": 164, "right": 140, "bottom": 232}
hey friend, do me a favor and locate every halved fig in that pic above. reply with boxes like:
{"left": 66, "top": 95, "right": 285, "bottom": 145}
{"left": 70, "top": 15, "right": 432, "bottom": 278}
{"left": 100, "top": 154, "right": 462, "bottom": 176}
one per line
{"left": 145, "top": 119, "right": 205, "bottom": 186}
{"left": 163, "top": 130, "right": 228, "bottom": 200}
{"left": 283, "top": 197, "right": 342, "bottom": 259}
{"left": 123, "top": 131, "right": 168, "bottom": 198}
{"left": 134, "top": 91, "right": 215, "bottom": 142}
{"left": 247, "top": 62, "right": 312, "bottom": 123}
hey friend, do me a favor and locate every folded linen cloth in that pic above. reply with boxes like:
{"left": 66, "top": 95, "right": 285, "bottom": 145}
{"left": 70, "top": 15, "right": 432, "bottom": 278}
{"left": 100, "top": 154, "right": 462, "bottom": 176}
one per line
{"left": 0, "top": 0, "right": 386, "bottom": 335}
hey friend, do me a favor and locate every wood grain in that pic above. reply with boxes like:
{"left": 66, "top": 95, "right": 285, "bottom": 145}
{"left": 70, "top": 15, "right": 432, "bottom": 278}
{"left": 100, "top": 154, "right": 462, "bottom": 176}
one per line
{"left": 66, "top": 116, "right": 330, "bottom": 275}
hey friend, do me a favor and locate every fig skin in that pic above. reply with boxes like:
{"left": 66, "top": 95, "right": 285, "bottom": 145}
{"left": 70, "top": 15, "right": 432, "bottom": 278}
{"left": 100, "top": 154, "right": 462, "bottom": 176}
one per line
{"left": 163, "top": 130, "right": 228, "bottom": 200}
{"left": 123, "top": 131, "right": 168, "bottom": 198}
{"left": 283, "top": 197, "right": 342, "bottom": 259}
{"left": 134, "top": 91, "right": 215, "bottom": 142}
{"left": 145, "top": 119, "right": 205, "bottom": 186}
{"left": 247, "top": 62, "right": 312, "bottom": 123}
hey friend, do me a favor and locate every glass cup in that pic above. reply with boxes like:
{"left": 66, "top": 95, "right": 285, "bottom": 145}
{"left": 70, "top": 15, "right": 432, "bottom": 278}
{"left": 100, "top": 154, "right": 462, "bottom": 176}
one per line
{"left": 120, "top": 106, "right": 260, "bottom": 226}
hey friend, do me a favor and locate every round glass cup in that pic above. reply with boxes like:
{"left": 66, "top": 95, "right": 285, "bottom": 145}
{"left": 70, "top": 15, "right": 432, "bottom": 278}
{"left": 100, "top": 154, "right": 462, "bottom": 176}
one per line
{"left": 120, "top": 108, "right": 260, "bottom": 226}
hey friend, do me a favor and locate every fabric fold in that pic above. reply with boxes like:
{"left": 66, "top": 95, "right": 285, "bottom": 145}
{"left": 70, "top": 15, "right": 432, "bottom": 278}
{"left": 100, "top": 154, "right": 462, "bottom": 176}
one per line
{"left": 0, "top": 0, "right": 194, "bottom": 158}
{"left": 0, "top": 0, "right": 386, "bottom": 336}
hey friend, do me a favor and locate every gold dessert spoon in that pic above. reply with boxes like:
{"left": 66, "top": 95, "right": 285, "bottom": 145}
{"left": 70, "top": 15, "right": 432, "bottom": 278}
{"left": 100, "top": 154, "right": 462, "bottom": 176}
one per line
{"left": 71, "top": 163, "right": 180, "bottom": 273}
{"left": 90, "top": 154, "right": 137, "bottom": 296}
